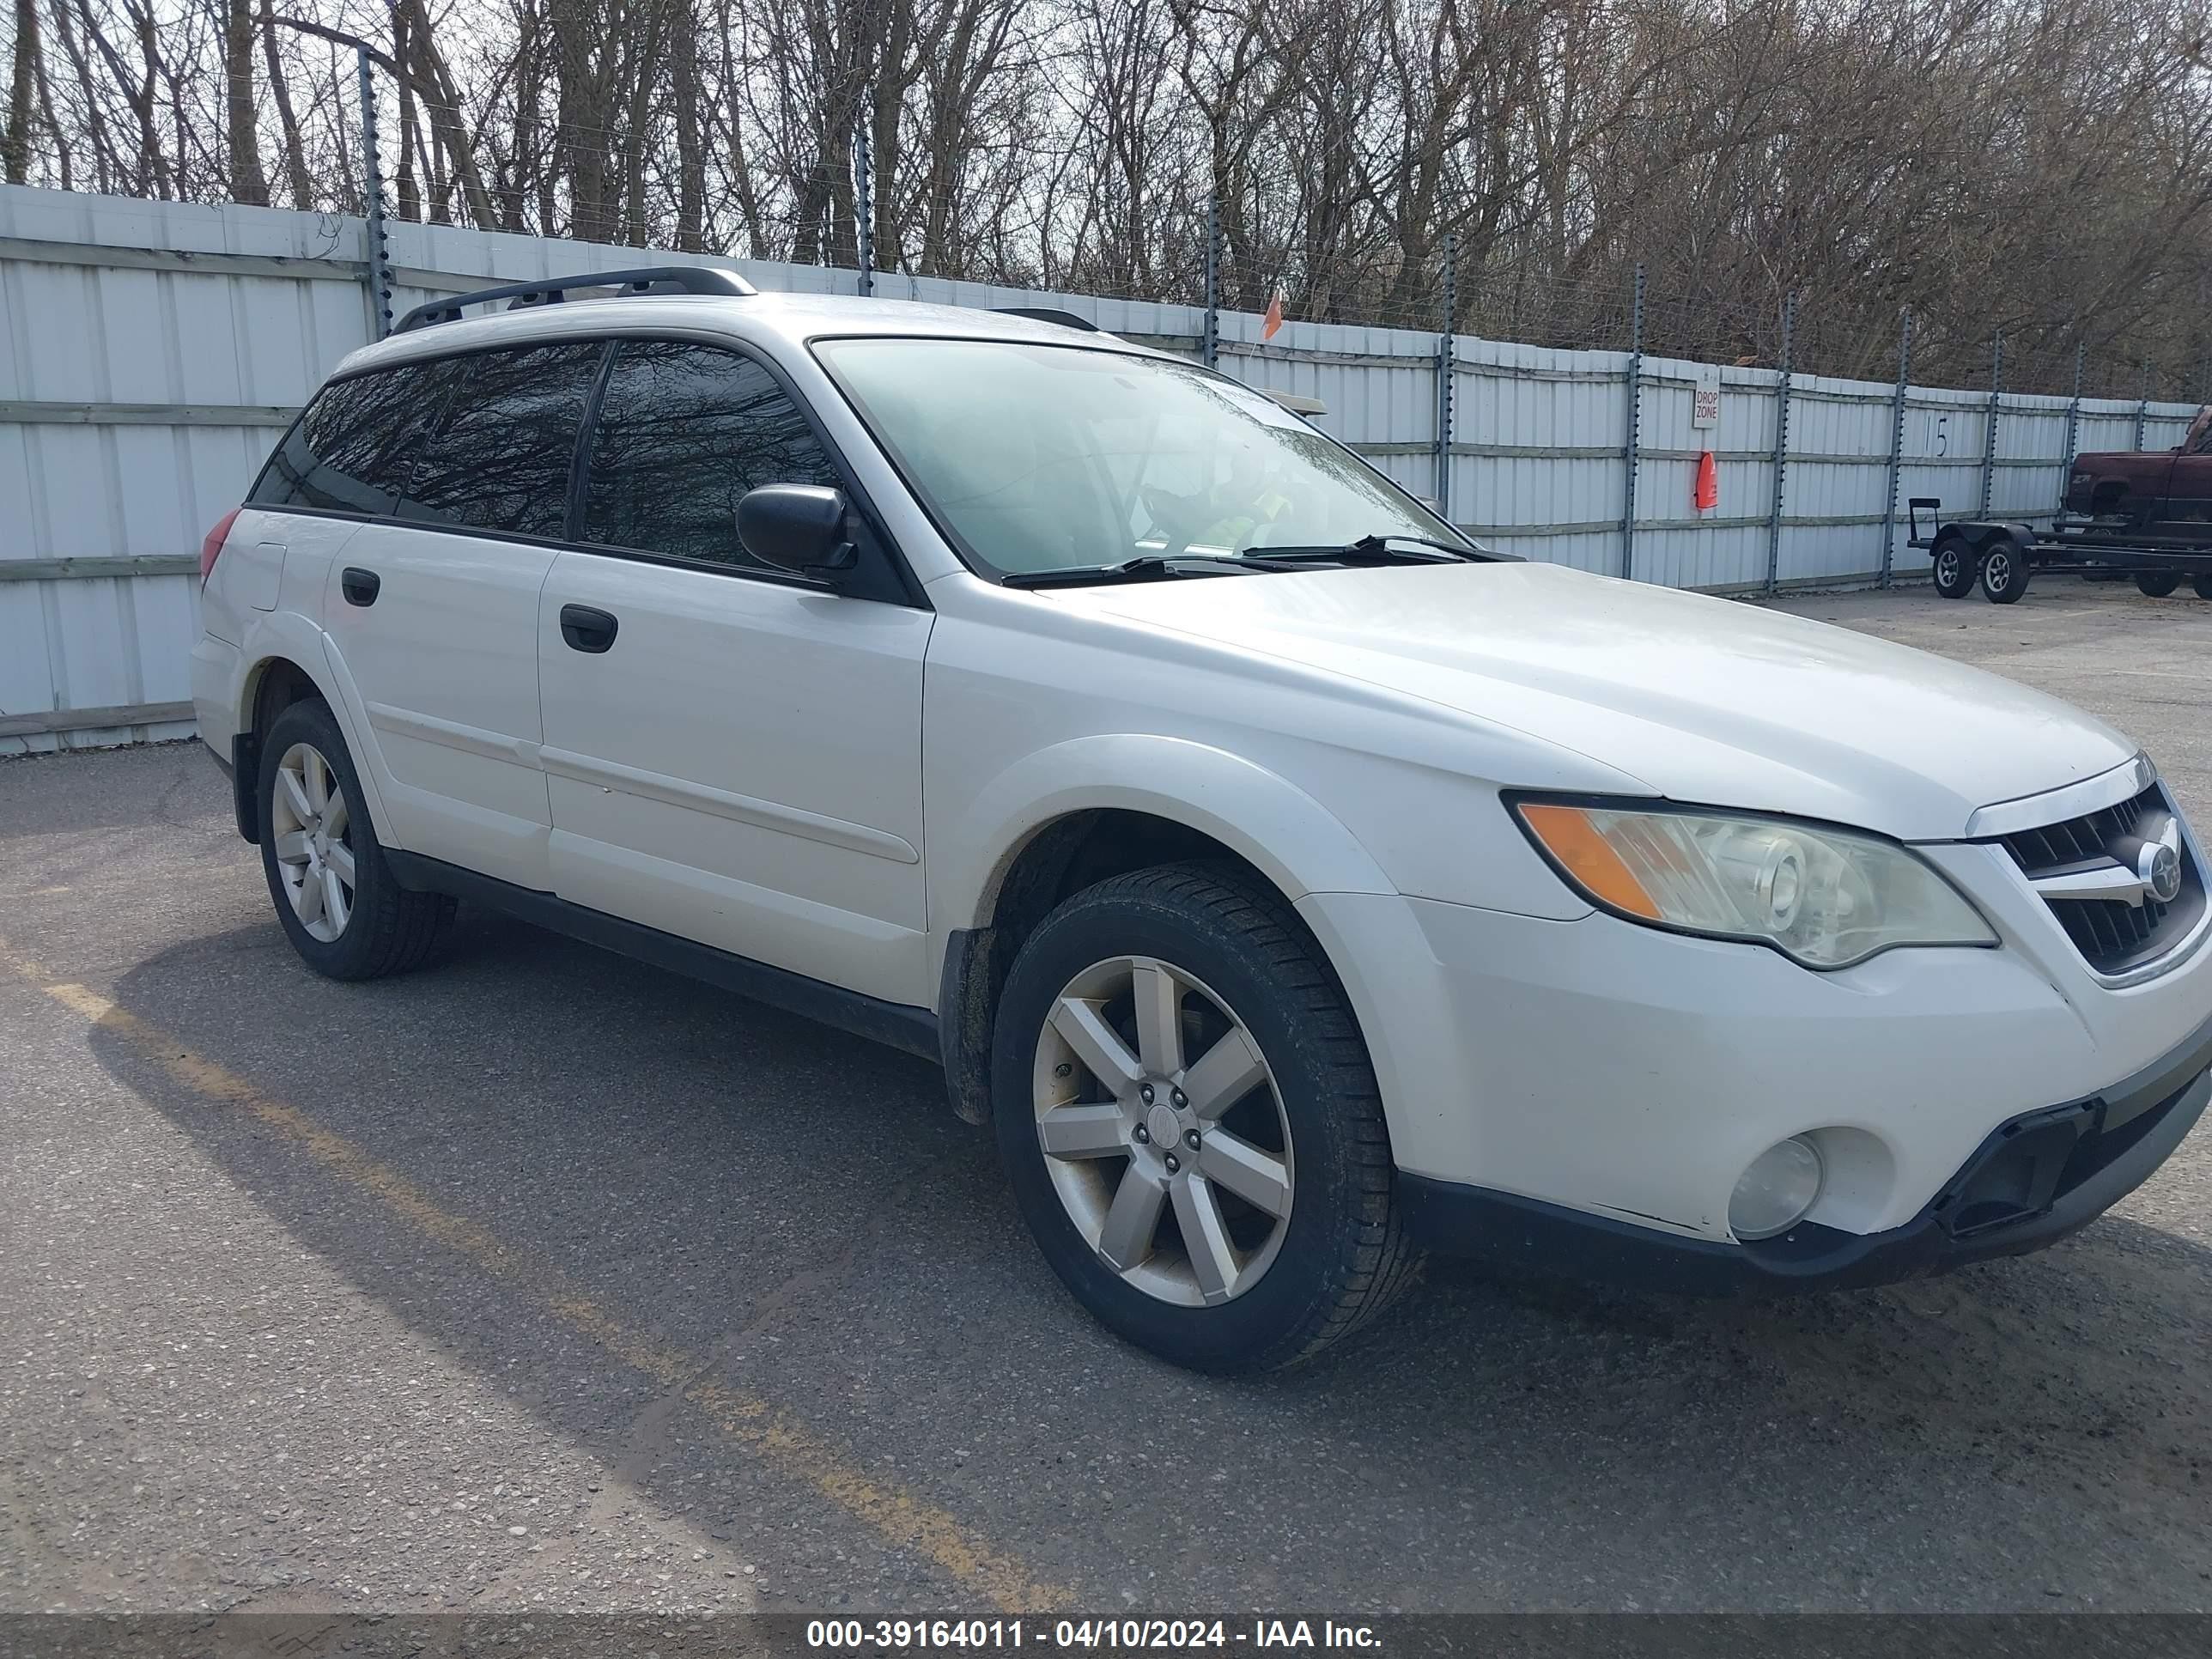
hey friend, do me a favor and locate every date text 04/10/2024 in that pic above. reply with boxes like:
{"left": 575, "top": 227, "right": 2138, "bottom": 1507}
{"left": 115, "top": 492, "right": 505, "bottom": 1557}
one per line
{"left": 804, "top": 1620, "right": 1383, "bottom": 1650}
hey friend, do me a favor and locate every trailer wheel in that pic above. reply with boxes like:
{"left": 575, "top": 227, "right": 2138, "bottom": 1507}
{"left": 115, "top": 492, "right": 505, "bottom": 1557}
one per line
{"left": 1982, "top": 546, "right": 2029, "bottom": 604}
{"left": 2193, "top": 575, "right": 2212, "bottom": 601}
{"left": 1931, "top": 538, "right": 1975, "bottom": 599}
{"left": 2136, "top": 572, "right": 2181, "bottom": 598}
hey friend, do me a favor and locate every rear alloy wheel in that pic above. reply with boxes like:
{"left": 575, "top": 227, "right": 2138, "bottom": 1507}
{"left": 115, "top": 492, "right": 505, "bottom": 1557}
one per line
{"left": 994, "top": 863, "right": 1418, "bottom": 1372}
{"left": 1931, "top": 539, "right": 1974, "bottom": 599}
{"left": 270, "top": 740, "right": 355, "bottom": 943}
{"left": 258, "top": 698, "right": 454, "bottom": 981}
{"left": 2136, "top": 571, "right": 2181, "bottom": 598}
{"left": 1981, "top": 546, "right": 2029, "bottom": 604}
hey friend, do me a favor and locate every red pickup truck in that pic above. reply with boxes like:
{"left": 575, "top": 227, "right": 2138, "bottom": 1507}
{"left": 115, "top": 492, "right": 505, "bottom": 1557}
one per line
{"left": 2066, "top": 406, "right": 2212, "bottom": 530}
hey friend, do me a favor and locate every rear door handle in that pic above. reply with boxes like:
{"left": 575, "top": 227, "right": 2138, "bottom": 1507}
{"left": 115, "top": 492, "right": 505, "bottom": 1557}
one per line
{"left": 559, "top": 604, "right": 619, "bottom": 653}
{"left": 340, "top": 567, "right": 380, "bottom": 606}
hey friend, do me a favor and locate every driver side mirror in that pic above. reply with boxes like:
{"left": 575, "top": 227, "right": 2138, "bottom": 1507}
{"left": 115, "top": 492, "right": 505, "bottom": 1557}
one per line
{"left": 737, "top": 484, "right": 860, "bottom": 582}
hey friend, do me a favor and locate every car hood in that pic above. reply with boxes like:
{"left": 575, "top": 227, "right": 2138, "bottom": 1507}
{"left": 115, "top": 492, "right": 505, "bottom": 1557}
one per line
{"left": 1050, "top": 560, "right": 2137, "bottom": 841}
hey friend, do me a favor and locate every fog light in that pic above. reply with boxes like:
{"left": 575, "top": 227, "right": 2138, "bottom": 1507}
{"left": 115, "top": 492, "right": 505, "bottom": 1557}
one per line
{"left": 1729, "top": 1136, "right": 1825, "bottom": 1240}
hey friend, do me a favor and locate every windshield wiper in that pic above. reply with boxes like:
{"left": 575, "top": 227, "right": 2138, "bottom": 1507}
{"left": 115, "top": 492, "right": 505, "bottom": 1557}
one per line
{"left": 1001, "top": 534, "right": 1479, "bottom": 589}
{"left": 1246, "top": 533, "right": 1480, "bottom": 566}
{"left": 1002, "top": 554, "right": 1273, "bottom": 590}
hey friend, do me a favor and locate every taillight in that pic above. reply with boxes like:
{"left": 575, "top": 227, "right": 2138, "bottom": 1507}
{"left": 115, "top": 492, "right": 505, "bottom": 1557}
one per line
{"left": 199, "top": 507, "right": 243, "bottom": 586}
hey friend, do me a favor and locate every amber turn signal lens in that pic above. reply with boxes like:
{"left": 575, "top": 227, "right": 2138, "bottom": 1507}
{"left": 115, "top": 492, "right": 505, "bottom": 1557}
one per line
{"left": 1516, "top": 803, "right": 1662, "bottom": 920}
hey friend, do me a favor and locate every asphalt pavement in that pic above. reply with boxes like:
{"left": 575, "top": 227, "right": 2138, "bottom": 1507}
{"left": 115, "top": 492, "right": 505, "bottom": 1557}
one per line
{"left": 3, "top": 577, "right": 2209, "bottom": 1615}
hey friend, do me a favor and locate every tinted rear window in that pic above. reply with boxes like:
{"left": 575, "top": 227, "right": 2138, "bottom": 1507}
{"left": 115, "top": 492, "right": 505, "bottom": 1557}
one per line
{"left": 249, "top": 363, "right": 452, "bottom": 514}
{"left": 399, "top": 343, "right": 607, "bottom": 537}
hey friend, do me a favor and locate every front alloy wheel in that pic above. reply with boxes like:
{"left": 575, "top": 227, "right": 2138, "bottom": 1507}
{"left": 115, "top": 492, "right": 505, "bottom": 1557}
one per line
{"left": 993, "top": 862, "right": 1418, "bottom": 1372}
{"left": 270, "top": 741, "right": 356, "bottom": 942}
{"left": 1032, "top": 954, "right": 1294, "bottom": 1306}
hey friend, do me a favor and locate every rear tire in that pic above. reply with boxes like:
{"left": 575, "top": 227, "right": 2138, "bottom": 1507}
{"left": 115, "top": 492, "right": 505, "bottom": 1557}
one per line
{"left": 2136, "top": 571, "right": 2181, "bottom": 598}
{"left": 1931, "top": 538, "right": 1975, "bottom": 599}
{"left": 1982, "top": 545, "right": 2029, "bottom": 604}
{"left": 992, "top": 862, "right": 1419, "bottom": 1373}
{"left": 258, "top": 698, "right": 454, "bottom": 981}
{"left": 2194, "top": 574, "right": 2212, "bottom": 601}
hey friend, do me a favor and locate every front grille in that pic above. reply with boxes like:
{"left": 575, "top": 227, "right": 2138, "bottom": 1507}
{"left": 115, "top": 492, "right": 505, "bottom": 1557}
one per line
{"left": 1996, "top": 783, "right": 2204, "bottom": 975}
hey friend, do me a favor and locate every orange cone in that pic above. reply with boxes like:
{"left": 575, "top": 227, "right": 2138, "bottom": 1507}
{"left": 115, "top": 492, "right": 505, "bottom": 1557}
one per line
{"left": 1693, "top": 450, "right": 1718, "bottom": 512}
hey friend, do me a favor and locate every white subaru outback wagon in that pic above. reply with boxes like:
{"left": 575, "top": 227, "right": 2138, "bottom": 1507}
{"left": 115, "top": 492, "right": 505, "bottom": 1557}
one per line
{"left": 192, "top": 266, "right": 2212, "bottom": 1372}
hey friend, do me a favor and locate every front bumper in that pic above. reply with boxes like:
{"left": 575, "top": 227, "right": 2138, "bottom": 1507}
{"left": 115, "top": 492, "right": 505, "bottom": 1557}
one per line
{"left": 1398, "top": 1009, "right": 2212, "bottom": 1293}
{"left": 1298, "top": 867, "right": 2212, "bottom": 1256}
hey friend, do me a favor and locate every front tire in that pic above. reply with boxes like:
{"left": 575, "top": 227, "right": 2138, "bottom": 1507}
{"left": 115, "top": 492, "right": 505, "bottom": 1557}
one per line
{"left": 2193, "top": 574, "right": 2212, "bottom": 601}
{"left": 257, "top": 698, "right": 454, "bottom": 980}
{"left": 992, "top": 863, "right": 1418, "bottom": 1372}
{"left": 1930, "top": 538, "right": 1975, "bottom": 599}
{"left": 2136, "top": 570, "right": 2181, "bottom": 598}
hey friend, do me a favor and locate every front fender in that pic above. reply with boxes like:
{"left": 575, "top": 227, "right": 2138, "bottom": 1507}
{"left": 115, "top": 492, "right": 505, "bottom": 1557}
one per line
{"left": 936, "top": 733, "right": 1397, "bottom": 934}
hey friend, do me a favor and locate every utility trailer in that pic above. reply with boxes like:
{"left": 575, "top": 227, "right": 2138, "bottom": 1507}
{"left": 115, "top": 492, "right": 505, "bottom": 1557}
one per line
{"left": 1907, "top": 498, "right": 2212, "bottom": 605}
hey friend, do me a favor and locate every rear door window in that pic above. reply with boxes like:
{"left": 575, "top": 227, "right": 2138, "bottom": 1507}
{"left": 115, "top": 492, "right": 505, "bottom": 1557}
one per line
{"left": 580, "top": 341, "right": 841, "bottom": 568}
{"left": 250, "top": 362, "right": 454, "bottom": 515}
{"left": 399, "top": 343, "right": 608, "bottom": 538}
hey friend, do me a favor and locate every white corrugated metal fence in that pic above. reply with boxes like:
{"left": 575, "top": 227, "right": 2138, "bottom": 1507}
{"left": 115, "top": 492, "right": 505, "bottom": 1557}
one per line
{"left": 2, "top": 184, "right": 2198, "bottom": 750}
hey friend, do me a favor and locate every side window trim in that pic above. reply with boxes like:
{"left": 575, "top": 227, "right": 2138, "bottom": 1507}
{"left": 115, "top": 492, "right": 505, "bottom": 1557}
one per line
{"left": 565, "top": 342, "right": 621, "bottom": 542}
{"left": 240, "top": 330, "right": 927, "bottom": 610}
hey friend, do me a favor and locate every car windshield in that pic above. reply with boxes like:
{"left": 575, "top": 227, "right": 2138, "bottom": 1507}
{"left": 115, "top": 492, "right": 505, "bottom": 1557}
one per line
{"left": 812, "top": 337, "right": 1463, "bottom": 579}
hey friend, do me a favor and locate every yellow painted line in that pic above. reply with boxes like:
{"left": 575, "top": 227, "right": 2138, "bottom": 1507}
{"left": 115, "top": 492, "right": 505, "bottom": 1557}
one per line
{"left": 2, "top": 939, "right": 1066, "bottom": 1613}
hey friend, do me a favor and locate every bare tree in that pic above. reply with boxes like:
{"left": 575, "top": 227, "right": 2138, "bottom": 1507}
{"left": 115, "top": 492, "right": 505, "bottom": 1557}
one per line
{"left": 7, "top": 0, "right": 2211, "bottom": 392}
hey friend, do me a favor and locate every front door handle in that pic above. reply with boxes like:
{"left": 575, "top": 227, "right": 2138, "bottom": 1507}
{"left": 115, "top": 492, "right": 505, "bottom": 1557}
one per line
{"left": 340, "top": 567, "right": 380, "bottom": 606}
{"left": 559, "top": 604, "right": 619, "bottom": 653}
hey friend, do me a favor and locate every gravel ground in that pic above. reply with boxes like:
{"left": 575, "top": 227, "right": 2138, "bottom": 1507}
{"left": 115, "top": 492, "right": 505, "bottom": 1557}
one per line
{"left": 1, "top": 576, "right": 2208, "bottom": 1615}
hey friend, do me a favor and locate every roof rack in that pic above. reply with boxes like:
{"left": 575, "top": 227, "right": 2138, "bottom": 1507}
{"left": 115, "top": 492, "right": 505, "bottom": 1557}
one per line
{"left": 394, "top": 266, "right": 757, "bottom": 334}
{"left": 991, "top": 306, "right": 1103, "bottom": 332}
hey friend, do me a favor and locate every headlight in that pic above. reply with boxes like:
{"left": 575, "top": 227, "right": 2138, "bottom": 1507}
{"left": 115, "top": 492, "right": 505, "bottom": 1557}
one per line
{"left": 1514, "top": 799, "right": 1996, "bottom": 969}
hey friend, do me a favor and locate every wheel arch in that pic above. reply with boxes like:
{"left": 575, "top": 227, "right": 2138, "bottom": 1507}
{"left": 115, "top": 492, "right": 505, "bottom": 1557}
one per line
{"left": 225, "top": 653, "right": 328, "bottom": 844}
{"left": 2088, "top": 477, "right": 2132, "bottom": 515}
{"left": 931, "top": 738, "right": 1396, "bottom": 1124}
{"left": 245, "top": 653, "right": 323, "bottom": 736}
{"left": 231, "top": 619, "right": 397, "bottom": 851}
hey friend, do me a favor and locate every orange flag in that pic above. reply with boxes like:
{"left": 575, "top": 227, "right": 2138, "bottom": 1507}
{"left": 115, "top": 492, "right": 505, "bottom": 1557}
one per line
{"left": 1262, "top": 288, "right": 1285, "bottom": 340}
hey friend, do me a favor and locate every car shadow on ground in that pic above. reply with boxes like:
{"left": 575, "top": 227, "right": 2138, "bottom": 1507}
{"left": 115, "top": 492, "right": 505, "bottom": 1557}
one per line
{"left": 81, "top": 910, "right": 2212, "bottom": 1609}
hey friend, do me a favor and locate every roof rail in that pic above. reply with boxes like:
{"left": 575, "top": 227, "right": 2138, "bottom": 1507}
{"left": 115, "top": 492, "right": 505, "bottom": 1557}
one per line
{"left": 394, "top": 265, "right": 757, "bottom": 334}
{"left": 991, "top": 306, "right": 1103, "bottom": 332}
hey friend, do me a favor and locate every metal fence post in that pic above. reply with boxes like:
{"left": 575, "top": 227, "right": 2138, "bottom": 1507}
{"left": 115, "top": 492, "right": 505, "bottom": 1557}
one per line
{"left": 356, "top": 47, "right": 393, "bottom": 341}
{"left": 1764, "top": 290, "right": 1796, "bottom": 593}
{"left": 2060, "top": 339, "right": 2084, "bottom": 514}
{"left": 1978, "top": 332, "right": 2002, "bottom": 518}
{"left": 1433, "top": 233, "right": 1456, "bottom": 520}
{"left": 1879, "top": 309, "right": 1912, "bottom": 589}
{"left": 1202, "top": 198, "right": 1221, "bottom": 369}
{"left": 2136, "top": 362, "right": 2151, "bottom": 452}
{"left": 1621, "top": 262, "right": 1644, "bottom": 581}
{"left": 853, "top": 95, "right": 874, "bottom": 296}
